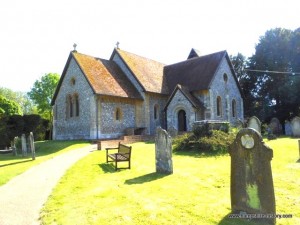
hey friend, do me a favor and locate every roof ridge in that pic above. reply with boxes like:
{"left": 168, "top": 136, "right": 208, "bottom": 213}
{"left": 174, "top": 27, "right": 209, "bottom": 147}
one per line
{"left": 116, "top": 48, "right": 166, "bottom": 66}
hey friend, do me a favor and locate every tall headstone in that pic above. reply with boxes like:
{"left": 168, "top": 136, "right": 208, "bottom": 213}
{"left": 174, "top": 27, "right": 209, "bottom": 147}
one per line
{"left": 229, "top": 128, "right": 276, "bottom": 225}
{"left": 21, "top": 134, "right": 27, "bottom": 157}
{"left": 291, "top": 116, "right": 300, "bottom": 137}
{"left": 269, "top": 117, "right": 282, "bottom": 135}
{"left": 29, "top": 132, "right": 36, "bottom": 160}
{"left": 284, "top": 120, "right": 293, "bottom": 136}
{"left": 247, "top": 116, "right": 261, "bottom": 134}
{"left": 155, "top": 127, "right": 173, "bottom": 174}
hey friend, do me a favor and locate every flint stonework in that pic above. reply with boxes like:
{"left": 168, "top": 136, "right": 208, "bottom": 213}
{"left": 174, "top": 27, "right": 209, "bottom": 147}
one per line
{"left": 155, "top": 127, "right": 173, "bottom": 174}
{"left": 229, "top": 128, "right": 276, "bottom": 225}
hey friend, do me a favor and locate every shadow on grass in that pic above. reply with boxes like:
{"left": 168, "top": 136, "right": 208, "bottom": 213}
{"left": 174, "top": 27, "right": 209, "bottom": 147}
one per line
{"left": 173, "top": 149, "right": 228, "bottom": 158}
{"left": 124, "top": 172, "right": 169, "bottom": 185}
{"left": 98, "top": 163, "right": 116, "bottom": 173}
{"left": 0, "top": 159, "right": 33, "bottom": 168}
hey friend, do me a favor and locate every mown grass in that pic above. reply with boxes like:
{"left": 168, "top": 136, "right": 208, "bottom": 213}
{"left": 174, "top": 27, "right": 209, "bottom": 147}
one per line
{"left": 0, "top": 140, "right": 90, "bottom": 186}
{"left": 40, "top": 137, "right": 300, "bottom": 225}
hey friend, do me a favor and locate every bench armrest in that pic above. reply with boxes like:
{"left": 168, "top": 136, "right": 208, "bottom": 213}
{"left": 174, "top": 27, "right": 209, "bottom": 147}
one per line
{"left": 105, "top": 147, "right": 118, "bottom": 150}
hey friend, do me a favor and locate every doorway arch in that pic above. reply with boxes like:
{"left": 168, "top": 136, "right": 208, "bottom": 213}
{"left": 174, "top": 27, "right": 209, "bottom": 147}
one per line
{"left": 178, "top": 109, "right": 187, "bottom": 131}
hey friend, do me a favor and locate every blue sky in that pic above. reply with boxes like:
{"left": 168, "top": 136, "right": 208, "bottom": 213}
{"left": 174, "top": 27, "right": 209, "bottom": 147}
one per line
{"left": 0, "top": 0, "right": 299, "bottom": 92}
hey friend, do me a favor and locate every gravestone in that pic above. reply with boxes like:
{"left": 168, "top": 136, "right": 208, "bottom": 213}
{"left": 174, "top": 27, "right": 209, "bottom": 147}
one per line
{"left": 247, "top": 116, "right": 261, "bottom": 134}
{"left": 284, "top": 120, "right": 293, "bottom": 136}
{"left": 29, "top": 132, "right": 36, "bottom": 160}
{"left": 168, "top": 126, "right": 178, "bottom": 138}
{"left": 21, "top": 134, "right": 27, "bottom": 157}
{"left": 291, "top": 116, "right": 300, "bottom": 137}
{"left": 269, "top": 117, "right": 282, "bottom": 135}
{"left": 229, "top": 128, "right": 276, "bottom": 225}
{"left": 155, "top": 127, "right": 173, "bottom": 174}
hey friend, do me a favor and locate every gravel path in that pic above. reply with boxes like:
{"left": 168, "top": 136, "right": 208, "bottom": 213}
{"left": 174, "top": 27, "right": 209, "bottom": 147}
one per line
{"left": 0, "top": 144, "right": 97, "bottom": 225}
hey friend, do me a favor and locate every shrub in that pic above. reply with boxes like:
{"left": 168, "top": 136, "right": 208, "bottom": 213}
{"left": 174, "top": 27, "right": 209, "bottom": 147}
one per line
{"left": 173, "top": 129, "right": 236, "bottom": 154}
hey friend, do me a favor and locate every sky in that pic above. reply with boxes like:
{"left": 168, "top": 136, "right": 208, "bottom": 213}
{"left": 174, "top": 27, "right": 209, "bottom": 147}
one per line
{"left": 0, "top": 0, "right": 299, "bottom": 92}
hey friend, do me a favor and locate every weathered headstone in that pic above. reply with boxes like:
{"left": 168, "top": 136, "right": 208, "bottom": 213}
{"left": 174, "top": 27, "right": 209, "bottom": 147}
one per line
{"left": 29, "top": 132, "right": 36, "bottom": 160}
{"left": 168, "top": 126, "right": 178, "bottom": 138}
{"left": 247, "top": 116, "right": 261, "bottom": 134}
{"left": 229, "top": 128, "right": 276, "bottom": 225}
{"left": 155, "top": 127, "right": 173, "bottom": 174}
{"left": 284, "top": 120, "right": 293, "bottom": 136}
{"left": 21, "top": 134, "right": 27, "bottom": 157}
{"left": 269, "top": 117, "right": 282, "bottom": 135}
{"left": 291, "top": 116, "right": 300, "bottom": 137}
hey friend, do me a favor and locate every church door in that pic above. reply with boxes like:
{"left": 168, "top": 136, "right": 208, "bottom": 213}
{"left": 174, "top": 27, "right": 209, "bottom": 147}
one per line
{"left": 178, "top": 110, "right": 187, "bottom": 131}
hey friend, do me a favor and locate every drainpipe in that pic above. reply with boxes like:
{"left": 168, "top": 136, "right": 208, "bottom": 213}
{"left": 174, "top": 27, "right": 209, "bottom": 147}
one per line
{"left": 96, "top": 97, "right": 99, "bottom": 139}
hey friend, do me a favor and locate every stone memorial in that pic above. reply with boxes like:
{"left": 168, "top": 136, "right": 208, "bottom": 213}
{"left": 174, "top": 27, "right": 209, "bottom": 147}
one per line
{"left": 29, "top": 132, "right": 36, "bottom": 160}
{"left": 269, "top": 117, "right": 282, "bottom": 136}
{"left": 247, "top": 116, "right": 261, "bottom": 134}
{"left": 284, "top": 120, "right": 293, "bottom": 136}
{"left": 21, "top": 134, "right": 27, "bottom": 157}
{"left": 291, "top": 116, "right": 300, "bottom": 137}
{"left": 155, "top": 127, "right": 173, "bottom": 174}
{"left": 229, "top": 128, "right": 276, "bottom": 225}
{"left": 168, "top": 126, "right": 178, "bottom": 138}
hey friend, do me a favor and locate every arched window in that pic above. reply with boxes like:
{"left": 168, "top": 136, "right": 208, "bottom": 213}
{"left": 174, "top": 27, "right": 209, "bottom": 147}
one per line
{"left": 74, "top": 94, "right": 79, "bottom": 117}
{"left": 217, "top": 96, "right": 222, "bottom": 117}
{"left": 232, "top": 99, "right": 236, "bottom": 117}
{"left": 115, "top": 107, "right": 122, "bottom": 121}
{"left": 68, "top": 96, "right": 73, "bottom": 117}
{"left": 154, "top": 104, "right": 159, "bottom": 120}
{"left": 223, "top": 73, "right": 228, "bottom": 83}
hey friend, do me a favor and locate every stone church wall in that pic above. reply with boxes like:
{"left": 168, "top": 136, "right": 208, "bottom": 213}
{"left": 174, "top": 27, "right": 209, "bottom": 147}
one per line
{"left": 209, "top": 58, "right": 244, "bottom": 124}
{"left": 53, "top": 58, "right": 94, "bottom": 140}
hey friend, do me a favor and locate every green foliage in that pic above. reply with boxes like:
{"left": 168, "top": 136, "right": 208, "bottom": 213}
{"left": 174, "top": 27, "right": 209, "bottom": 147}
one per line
{"left": 244, "top": 27, "right": 300, "bottom": 122}
{"left": 27, "top": 73, "right": 60, "bottom": 119}
{"left": 0, "top": 95, "right": 22, "bottom": 116}
{"left": 0, "top": 87, "right": 37, "bottom": 115}
{"left": 174, "top": 129, "right": 236, "bottom": 154}
{"left": 0, "top": 114, "right": 49, "bottom": 148}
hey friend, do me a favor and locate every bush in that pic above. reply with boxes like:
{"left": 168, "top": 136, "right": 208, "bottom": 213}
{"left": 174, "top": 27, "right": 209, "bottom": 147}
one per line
{"left": 173, "top": 129, "right": 236, "bottom": 154}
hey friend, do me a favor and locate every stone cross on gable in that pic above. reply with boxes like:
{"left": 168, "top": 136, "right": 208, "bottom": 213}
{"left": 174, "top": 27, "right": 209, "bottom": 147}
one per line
{"left": 73, "top": 43, "right": 77, "bottom": 51}
{"left": 116, "top": 41, "right": 120, "bottom": 49}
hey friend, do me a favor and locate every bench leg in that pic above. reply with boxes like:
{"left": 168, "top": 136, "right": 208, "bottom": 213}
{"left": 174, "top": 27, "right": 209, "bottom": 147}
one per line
{"left": 115, "top": 160, "right": 118, "bottom": 171}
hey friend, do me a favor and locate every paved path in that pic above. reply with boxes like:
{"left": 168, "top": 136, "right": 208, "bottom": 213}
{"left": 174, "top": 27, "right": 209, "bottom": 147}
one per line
{"left": 0, "top": 145, "right": 97, "bottom": 225}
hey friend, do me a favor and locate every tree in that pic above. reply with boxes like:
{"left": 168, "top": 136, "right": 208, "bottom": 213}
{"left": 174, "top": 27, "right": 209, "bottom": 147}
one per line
{"left": 248, "top": 28, "right": 300, "bottom": 122}
{"left": 27, "top": 73, "right": 60, "bottom": 120}
{"left": 0, "top": 87, "right": 37, "bottom": 114}
{"left": 0, "top": 95, "right": 22, "bottom": 116}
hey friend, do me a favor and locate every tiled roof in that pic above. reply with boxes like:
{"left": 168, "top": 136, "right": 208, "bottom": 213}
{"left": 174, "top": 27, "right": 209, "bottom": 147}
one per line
{"left": 73, "top": 52, "right": 142, "bottom": 99}
{"left": 164, "top": 50, "right": 227, "bottom": 92}
{"left": 115, "top": 49, "right": 168, "bottom": 94}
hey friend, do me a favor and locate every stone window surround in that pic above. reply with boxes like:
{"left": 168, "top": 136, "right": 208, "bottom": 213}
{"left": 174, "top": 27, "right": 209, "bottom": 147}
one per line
{"left": 115, "top": 107, "right": 122, "bottom": 122}
{"left": 216, "top": 96, "right": 222, "bottom": 117}
{"left": 154, "top": 104, "right": 159, "bottom": 120}
{"left": 65, "top": 93, "right": 80, "bottom": 119}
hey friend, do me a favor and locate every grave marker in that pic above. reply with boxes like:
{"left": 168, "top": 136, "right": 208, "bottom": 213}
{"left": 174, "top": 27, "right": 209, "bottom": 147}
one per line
{"left": 21, "top": 134, "right": 27, "bottom": 157}
{"left": 247, "top": 116, "right": 261, "bottom": 134}
{"left": 291, "top": 116, "right": 300, "bottom": 137}
{"left": 155, "top": 127, "right": 173, "bottom": 174}
{"left": 229, "top": 128, "right": 276, "bottom": 225}
{"left": 284, "top": 120, "right": 293, "bottom": 136}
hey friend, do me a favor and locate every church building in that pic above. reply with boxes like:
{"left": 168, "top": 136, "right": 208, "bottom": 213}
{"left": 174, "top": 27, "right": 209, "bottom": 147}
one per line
{"left": 51, "top": 47, "right": 244, "bottom": 140}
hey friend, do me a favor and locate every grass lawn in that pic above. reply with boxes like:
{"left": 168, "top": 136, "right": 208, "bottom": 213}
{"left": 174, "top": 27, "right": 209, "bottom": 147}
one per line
{"left": 0, "top": 140, "right": 90, "bottom": 186}
{"left": 40, "top": 138, "right": 300, "bottom": 225}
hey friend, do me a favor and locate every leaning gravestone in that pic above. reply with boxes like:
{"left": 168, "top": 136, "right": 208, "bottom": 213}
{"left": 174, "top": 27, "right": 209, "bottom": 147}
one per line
{"left": 284, "top": 120, "right": 293, "bottom": 136}
{"left": 229, "top": 128, "right": 276, "bottom": 225}
{"left": 269, "top": 117, "right": 282, "bottom": 135}
{"left": 247, "top": 116, "right": 261, "bottom": 134}
{"left": 291, "top": 116, "right": 300, "bottom": 137}
{"left": 155, "top": 127, "right": 173, "bottom": 174}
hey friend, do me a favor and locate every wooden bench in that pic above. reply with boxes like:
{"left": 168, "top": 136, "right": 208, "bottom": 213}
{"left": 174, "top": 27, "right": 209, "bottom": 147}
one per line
{"left": 106, "top": 143, "right": 132, "bottom": 171}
